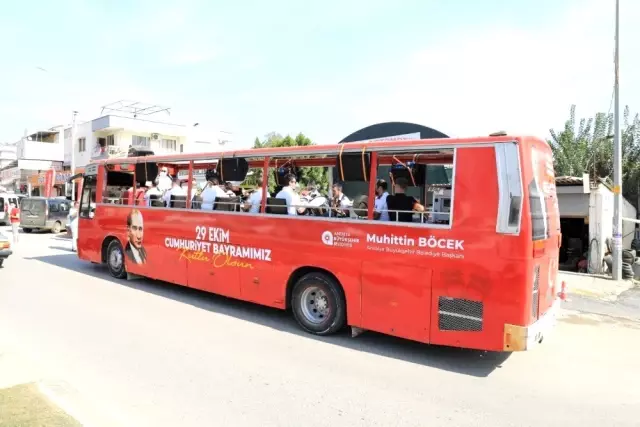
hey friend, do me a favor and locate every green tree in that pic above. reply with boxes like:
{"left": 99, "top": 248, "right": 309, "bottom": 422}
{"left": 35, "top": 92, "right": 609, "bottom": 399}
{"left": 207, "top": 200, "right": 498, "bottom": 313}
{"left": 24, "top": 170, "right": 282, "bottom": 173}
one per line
{"left": 251, "top": 132, "right": 329, "bottom": 193}
{"left": 549, "top": 105, "right": 640, "bottom": 207}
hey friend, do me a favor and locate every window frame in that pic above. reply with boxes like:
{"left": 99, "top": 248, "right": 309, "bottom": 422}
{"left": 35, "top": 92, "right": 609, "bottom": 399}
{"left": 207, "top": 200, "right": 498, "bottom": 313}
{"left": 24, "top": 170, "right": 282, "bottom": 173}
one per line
{"left": 495, "top": 142, "right": 524, "bottom": 235}
{"left": 161, "top": 138, "right": 177, "bottom": 151}
{"left": 132, "top": 135, "right": 150, "bottom": 148}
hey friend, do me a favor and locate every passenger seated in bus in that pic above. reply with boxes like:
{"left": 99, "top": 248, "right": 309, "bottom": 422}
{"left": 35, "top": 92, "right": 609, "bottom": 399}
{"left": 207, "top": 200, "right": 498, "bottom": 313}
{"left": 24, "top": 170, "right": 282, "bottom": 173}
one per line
{"left": 275, "top": 174, "right": 304, "bottom": 215}
{"left": 386, "top": 177, "right": 425, "bottom": 222}
{"left": 373, "top": 179, "right": 390, "bottom": 221}
{"left": 163, "top": 177, "right": 186, "bottom": 207}
{"left": 200, "top": 176, "right": 228, "bottom": 210}
{"left": 223, "top": 182, "right": 237, "bottom": 197}
{"left": 329, "top": 182, "right": 352, "bottom": 218}
{"left": 242, "top": 177, "right": 264, "bottom": 214}
{"left": 301, "top": 182, "right": 321, "bottom": 199}
{"left": 144, "top": 181, "right": 161, "bottom": 207}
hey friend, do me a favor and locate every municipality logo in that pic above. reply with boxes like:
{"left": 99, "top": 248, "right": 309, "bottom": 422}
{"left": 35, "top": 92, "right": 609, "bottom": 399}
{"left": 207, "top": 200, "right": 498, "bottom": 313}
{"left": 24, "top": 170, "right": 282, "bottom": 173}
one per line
{"left": 321, "top": 231, "right": 334, "bottom": 246}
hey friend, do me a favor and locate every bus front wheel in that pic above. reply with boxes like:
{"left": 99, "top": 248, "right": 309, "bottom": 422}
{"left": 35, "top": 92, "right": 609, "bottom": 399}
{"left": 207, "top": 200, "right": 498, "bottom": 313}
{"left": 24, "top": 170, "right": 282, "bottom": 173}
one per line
{"left": 106, "top": 240, "right": 127, "bottom": 279}
{"left": 291, "top": 272, "right": 346, "bottom": 336}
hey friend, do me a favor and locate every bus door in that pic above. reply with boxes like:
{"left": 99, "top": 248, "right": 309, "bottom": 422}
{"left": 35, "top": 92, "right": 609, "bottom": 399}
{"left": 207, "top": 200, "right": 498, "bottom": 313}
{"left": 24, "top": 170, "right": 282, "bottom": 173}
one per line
{"left": 527, "top": 142, "right": 560, "bottom": 321}
{"left": 77, "top": 165, "right": 101, "bottom": 263}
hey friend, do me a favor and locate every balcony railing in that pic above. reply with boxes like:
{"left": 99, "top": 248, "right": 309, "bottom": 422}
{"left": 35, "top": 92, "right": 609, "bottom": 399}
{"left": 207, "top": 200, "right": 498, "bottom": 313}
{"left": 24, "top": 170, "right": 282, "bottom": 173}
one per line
{"left": 92, "top": 145, "right": 128, "bottom": 160}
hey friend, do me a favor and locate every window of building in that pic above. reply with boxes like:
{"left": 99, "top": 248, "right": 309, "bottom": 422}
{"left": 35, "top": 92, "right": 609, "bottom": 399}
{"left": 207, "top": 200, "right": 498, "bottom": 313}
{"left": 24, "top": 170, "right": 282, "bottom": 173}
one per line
{"left": 78, "top": 137, "right": 86, "bottom": 152}
{"left": 161, "top": 139, "right": 177, "bottom": 151}
{"left": 107, "top": 135, "right": 115, "bottom": 146}
{"left": 132, "top": 135, "right": 150, "bottom": 148}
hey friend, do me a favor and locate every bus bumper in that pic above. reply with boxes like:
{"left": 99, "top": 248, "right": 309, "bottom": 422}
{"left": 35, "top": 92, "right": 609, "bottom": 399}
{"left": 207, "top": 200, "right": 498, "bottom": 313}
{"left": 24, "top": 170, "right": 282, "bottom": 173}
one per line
{"left": 503, "top": 298, "right": 561, "bottom": 351}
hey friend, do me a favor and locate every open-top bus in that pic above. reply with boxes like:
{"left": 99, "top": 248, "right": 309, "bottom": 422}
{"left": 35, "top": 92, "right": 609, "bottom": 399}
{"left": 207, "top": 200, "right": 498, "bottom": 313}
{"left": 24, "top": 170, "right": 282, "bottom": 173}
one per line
{"left": 76, "top": 135, "right": 561, "bottom": 352}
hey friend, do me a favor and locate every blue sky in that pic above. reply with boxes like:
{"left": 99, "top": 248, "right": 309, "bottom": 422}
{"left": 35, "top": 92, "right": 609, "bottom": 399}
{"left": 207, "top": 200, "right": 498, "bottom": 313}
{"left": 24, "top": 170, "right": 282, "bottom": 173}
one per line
{"left": 0, "top": 0, "right": 637, "bottom": 147}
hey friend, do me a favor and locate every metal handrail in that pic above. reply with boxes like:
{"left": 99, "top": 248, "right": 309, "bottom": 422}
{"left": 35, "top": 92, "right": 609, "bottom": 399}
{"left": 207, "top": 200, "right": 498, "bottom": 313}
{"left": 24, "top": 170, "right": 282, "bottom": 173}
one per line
{"left": 98, "top": 194, "right": 451, "bottom": 224}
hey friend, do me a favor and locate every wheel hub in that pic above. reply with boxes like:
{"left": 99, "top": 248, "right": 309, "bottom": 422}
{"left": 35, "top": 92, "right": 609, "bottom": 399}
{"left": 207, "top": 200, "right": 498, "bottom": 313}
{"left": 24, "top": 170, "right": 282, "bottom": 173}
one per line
{"left": 110, "top": 248, "right": 122, "bottom": 270}
{"left": 300, "top": 286, "right": 330, "bottom": 324}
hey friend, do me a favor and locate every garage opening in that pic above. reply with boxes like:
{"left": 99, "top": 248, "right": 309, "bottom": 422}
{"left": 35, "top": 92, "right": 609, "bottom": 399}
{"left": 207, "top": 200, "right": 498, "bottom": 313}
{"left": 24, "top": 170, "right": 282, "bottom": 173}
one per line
{"left": 559, "top": 217, "right": 589, "bottom": 271}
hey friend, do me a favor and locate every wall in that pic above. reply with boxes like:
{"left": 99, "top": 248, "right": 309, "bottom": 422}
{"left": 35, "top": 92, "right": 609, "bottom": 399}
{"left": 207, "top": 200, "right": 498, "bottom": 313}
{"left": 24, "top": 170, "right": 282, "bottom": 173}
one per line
{"left": 18, "top": 140, "right": 64, "bottom": 162}
{"left": 586, "top": 184, "right": 638, "bottom": 273}
{"left": 71, "top": 121, "right": 95, "bottom": 169}
{"left": 622, "top": 197, "right": 637, "bottom": 248}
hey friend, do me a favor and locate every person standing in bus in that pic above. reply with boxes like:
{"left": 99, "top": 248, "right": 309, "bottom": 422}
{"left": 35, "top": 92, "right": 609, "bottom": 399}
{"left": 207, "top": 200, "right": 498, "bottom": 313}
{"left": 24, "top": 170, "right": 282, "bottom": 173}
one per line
{"left": 243, "top": 177, "right": 264, "bottom": 214}
{"left": 8, "top": 202, "right": 20, "bottom": 243}
{"left": 276, "top": 174, "right": 304, "bottom": 215}
{"left": 373, "top": 179, "right": 390, "bottom": 221}
{"left": 155, "top": 167, "right": 172, "bottom": 193}
{"left": 330, "top": 182, "right": 352, "bottom": 217}
{"left": 386, "top": 177, "right": 425, "bottom": 222}
{"left": 200, "top": 176, "right": 228, "bottom": 210}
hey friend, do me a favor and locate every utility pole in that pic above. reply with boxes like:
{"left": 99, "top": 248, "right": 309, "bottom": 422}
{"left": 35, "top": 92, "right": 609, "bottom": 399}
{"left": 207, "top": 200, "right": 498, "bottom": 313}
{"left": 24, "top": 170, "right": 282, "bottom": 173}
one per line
{"left": 70, "top": 111, "right": 78, "bottom": 201}
{"left": 612, "top": 0, "right": 622, "bottom": 280}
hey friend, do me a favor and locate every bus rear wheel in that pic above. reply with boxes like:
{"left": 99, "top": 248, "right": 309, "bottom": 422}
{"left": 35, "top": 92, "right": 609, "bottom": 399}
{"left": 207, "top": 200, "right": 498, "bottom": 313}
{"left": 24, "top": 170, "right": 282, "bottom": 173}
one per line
{"left": 106, "top": 240, "right": 127, "bottom": 279}
{"left": 291, "top": 273, "right": 346, "bottom": 336}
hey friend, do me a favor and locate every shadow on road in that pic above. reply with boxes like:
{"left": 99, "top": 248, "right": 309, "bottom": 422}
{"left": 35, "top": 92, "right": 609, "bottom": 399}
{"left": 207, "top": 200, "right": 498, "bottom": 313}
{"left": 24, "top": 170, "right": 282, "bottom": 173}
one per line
{"left": 29, "top": 253, "right": 511, "bottom": 378}
{"left": 48, "top": 245, "right": 73, "bottom": 252}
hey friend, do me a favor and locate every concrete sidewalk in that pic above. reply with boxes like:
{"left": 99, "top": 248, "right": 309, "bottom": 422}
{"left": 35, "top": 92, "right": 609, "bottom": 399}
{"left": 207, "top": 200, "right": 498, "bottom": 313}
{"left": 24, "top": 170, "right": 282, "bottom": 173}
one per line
{"left": 559, "top": 271, "right": 636, "bottom": 302}
{"left": 0, "top": 346, "right": 115, "bottom": 427}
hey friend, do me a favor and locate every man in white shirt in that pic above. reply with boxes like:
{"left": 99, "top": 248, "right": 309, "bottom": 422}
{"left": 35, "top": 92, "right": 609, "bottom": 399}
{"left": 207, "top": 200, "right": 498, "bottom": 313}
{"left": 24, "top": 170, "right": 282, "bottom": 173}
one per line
{"left": 144, "top": 181, "right": 162, "bottom": 207}
{"left": 200, "top": 176, "right": 228, "bottom": 210}
{"left": 330, "top": 182, "right": 352, "bottom": 217}
{"left": 373, "top": 179, "right": 390, "bottom": 221}
{"left": 243, "top": 177, "right": 264, "bottom": 214}
{"left": 155, "top": 167, "right": 173, "bottom": 193}
{"left": 163, "top": 177, "right": 187, "bottom": 207}
{"left": 275, "top": 174, "right": 304, "bottom": 215}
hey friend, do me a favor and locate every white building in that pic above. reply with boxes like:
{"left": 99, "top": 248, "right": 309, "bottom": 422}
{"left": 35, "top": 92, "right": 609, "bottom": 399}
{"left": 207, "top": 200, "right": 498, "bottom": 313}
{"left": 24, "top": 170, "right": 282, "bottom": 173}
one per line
{"left": 556, "top": 174, "right": 637, "bottom": 274}
{"left": 67, "top": 115, "right": 235, "bottom": 170}
{"left": 0, "top": 128, "right": 65, "bottom": 193}
{"left": 0, "top": 143, "right": 17, "bottom": 169}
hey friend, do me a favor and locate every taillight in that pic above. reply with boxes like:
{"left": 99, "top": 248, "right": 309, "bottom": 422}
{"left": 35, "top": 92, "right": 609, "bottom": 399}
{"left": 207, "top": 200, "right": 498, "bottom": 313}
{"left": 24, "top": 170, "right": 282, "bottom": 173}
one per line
{"left": 533, "top": 240, "right": 545, "bottom": 257}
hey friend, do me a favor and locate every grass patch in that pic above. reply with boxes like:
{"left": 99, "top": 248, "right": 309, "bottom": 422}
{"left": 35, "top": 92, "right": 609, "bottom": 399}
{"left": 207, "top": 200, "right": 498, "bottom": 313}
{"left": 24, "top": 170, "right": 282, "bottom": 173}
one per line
{"left": 0, "top": 382, "right": 81, "bottom": 427}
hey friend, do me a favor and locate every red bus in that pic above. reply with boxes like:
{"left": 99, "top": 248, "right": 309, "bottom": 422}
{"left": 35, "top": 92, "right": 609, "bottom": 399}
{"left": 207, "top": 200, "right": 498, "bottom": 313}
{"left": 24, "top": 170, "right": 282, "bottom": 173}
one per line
{"left": 76, "top": 135, "right": 561, "bottom": 352}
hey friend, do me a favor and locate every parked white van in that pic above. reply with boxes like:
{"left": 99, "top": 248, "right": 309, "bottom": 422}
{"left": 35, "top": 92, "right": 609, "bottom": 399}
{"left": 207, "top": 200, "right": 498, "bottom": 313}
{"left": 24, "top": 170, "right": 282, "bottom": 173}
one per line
{"left": 0, "top": 193, "right": 25, "bottom": 225}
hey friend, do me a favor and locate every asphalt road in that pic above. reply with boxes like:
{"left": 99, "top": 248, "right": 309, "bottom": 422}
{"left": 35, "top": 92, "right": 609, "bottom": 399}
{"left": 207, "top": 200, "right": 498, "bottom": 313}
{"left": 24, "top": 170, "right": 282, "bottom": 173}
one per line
{"left": 1, "top": 228, "right": 639, "bottom": 427}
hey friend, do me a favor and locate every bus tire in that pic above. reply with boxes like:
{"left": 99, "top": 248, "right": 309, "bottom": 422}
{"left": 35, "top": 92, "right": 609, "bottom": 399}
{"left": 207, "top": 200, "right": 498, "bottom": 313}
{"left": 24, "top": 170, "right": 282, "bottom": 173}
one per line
{"left": 23, "top": 228, "right": 32, "bottom": 233}
{"left": 291, "top": 272, "right": 346, "bottom": 336}
{"left": 106, "top": 240, "right": 127, "bottom": 279}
